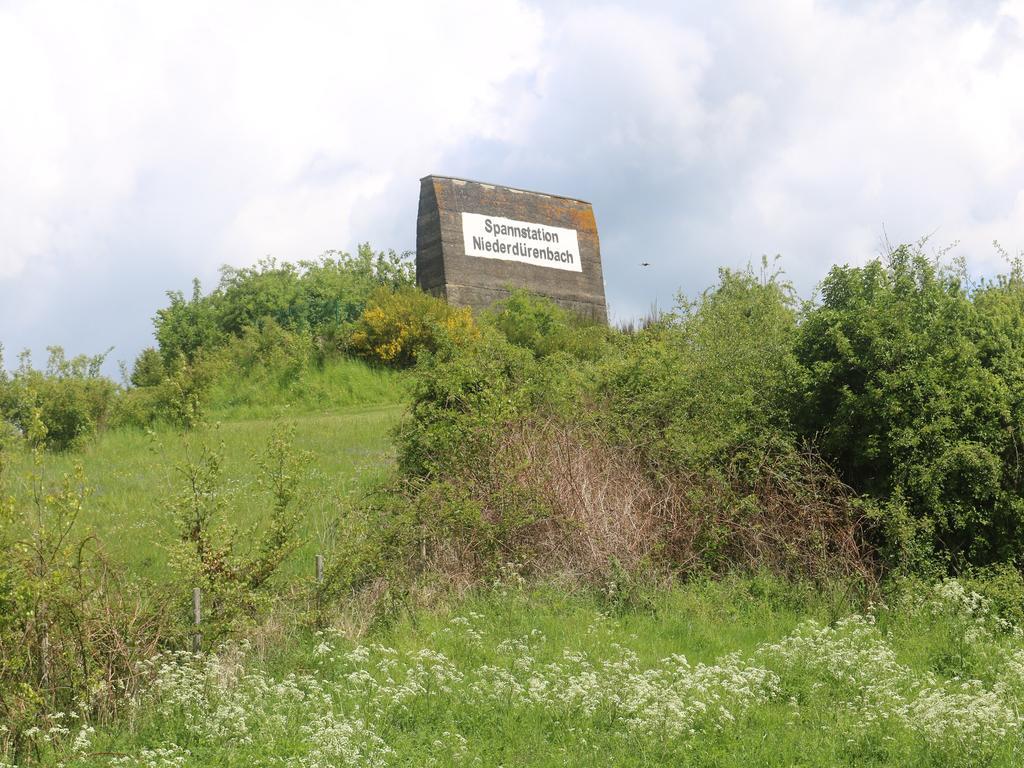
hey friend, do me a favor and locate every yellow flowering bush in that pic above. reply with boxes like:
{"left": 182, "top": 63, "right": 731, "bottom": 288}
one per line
{"left": 349, "top": 287, "right": 478, "bottom": 367}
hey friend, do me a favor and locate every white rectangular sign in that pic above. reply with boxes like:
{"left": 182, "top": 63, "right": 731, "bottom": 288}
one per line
{"left": 461, "top": 212, "right": 582, "bottom": 272}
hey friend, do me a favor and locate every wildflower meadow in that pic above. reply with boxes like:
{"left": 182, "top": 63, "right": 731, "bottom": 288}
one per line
{"left": 11, "top": 578, "right": 1024, "bottom": 768}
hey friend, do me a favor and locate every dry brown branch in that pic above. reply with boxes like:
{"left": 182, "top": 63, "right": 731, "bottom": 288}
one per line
{"left": 438, "top": 417, "right": 874, "bottom": 586}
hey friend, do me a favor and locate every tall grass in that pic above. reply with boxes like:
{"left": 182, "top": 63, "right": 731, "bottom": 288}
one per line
{"left": 207, "top": 356, "right": 407, "bottom": 421}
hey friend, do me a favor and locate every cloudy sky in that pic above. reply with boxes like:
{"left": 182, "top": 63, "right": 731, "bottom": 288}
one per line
{"left": 2, "top": 0, "right": 1023, "bottom": 374}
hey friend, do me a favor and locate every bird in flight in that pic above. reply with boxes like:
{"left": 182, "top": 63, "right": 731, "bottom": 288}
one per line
{"left": 640, "top": 262, "right": 651, "bottom": 267}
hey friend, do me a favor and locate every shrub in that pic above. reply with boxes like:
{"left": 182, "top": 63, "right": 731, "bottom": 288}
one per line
{"left": 394, "top": 326, "right": 586, "bottom": 478}
{"left": 129, "top": 347, "right": 165, "bottom": 387}
{"left": 0, "top": 413, "right": 169, "bottom": 761}
{"left": 215, "top": 247, "right": 413, "bottom": 337}
{"left": 383, "top": 275, "right": 871, "bottom": 585}
{"left": 794, "top": 245, "right": 1024, "bottom": 568}
{"left": 483, "top": 290, "right": 610, "bottom": 360}
{"left": 166, "top": 425, "right": 310, "bottom": 640}
{"left": 349, "top": 286, "right": 479, "bottom": 368}
{"left": 214, "top": 318, "right": 314, "bottom": 385}
{"left": 110, "top": 354, "right": 212, "bottom": 430}
{"left": 0, "top": 347, "right": 118, "bottom": 451}
{"left": 363, "top": 415, "right": 869, "bottom": 591}
{"left": 598, "top": 260, "right": 800, "bottom": 473}
{"left": 153, "top": 247, "right": 414, "bottom": 364}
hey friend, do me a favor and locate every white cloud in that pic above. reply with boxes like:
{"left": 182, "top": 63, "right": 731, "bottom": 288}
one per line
{"left": 728, "top": 0, "right": 1024, "bottom": 272}
{"left": 0, "top": 0, "right": 544, "bottom": 277}
{"left": 1, "top": 0, "right": 1023, "bottom": 363}
{"left": 0, "top": 0, "right": 543, "bottom": 363}
{"left": 469, "top": 0, "right": 1024, "bottom": 318}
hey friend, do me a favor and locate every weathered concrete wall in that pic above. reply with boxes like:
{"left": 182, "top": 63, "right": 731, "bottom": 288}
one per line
{"left": 416, "top": 175, "right": 608, "bottom": 323}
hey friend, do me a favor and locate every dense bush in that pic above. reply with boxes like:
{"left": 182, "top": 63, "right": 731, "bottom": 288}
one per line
{"left": 482, "top": 289, "right": 610, "bottom": 361}
{"left": 390, "top": 419, "right": 868, "bottom": 589}
{"left": 216, "top": 248, "right": 413, "bottom": 336}
{"left": 394, "top": 325, "right": 592, "bottom": 478}
{"left": 394, "top": 330, "right": 529, "bottom": 477}
{"left": 381, "top": 278, "right": 870, "bottom": 587}
{"left": 0, "top": 347, "right": 117, "bottom": 451}
{"left": 794, "top": 246, "right": 1024, "bottom": 569}
{"left": 110, "top": 353, "right": 212, "bottom": 430}
{"left": 154, "top": 247, "right": 414, "bottom": 364}
{"left": 213, "top": 318, "right": 315, "bottom": 384}
{"left": 598, "top": 262, "right": 799, "bottom": 473}
{"left": 348, "top": 286, "right": 478, "bottom": 368}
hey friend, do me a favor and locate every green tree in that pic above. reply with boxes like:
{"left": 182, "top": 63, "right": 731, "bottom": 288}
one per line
{"left": 153, "top": 278, "right": 223, "bottom": 364}
{"left": 129, "top": 346, "right": 165, "bottom": 387}
{"left": 794, "top": 244, "right": 1024, "bottom": 568}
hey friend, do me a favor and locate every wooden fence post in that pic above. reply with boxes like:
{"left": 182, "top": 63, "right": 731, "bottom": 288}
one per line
{"left": 315, "top": 554, "right": 324, "bottom": 626}
{"left": 39, "top": 602, "right": 50, "bottom": 688}
{"left": 192, "top": 587, "right": 202, "bottom": 653}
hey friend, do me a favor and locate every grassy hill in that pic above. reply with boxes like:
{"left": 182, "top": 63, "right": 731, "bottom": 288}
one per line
{"left": 205, "top": 354, "right": 405, "bottom": 420}
{"left": 5, "top": 357, "right": 406, "bottom": 584}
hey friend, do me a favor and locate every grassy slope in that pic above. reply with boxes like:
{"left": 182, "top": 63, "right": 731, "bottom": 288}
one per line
{"left": 206, "top": 355, "right": 405, "bottom": 421}
{"left": 7, "top": 358, "right": 406, "bottom": 583}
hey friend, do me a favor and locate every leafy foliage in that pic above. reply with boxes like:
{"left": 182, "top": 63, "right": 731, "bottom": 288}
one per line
{"left": 153, "top": 278, "right": 222, "bottom": 365}
{"left": 112, "top": 354, "right": 212, "bottom": 431}
{"left": 395, "top": 327, "right": 575, "bottom": 478}
{"left": 128, "top": 347, "right": 165, "bottom": 388}
{"left": 482, "top": 289, "right": 610, "bottom": 361}
{"left": 108, "top": 247, "right": 414, "bottom": 434}
{"left": 383, "top": 269, "right": 868, "bottom": 586}
{"left": 0, "top": 412, "right": 168, "bottom": 762}
{"left": 794, "top": 245, "right": 1024, "bottom": 568}
{"left": 0, "top": 348, "right": 117, "bottom": 451}
{"left": 166, "top": 424, "right": 311, "bottom": 640}
{"left": 599, "top": 260, "right": 799, "bottom": 472}
{"left": 153, "top": 247, "right": 414, "bottom": 364}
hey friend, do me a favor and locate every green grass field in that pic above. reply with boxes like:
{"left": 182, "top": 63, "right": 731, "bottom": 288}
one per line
{"left": 6, "top": 359, "right": 407, "bottom": 584}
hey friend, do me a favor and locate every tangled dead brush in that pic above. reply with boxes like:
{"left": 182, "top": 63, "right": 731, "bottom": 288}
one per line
{"left": 452, "top": 417, "right": 874, "bottom": 585}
